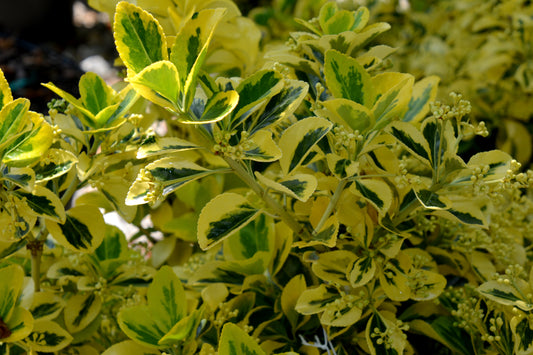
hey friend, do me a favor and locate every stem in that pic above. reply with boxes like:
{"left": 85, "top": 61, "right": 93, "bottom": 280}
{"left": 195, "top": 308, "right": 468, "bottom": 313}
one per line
{"left": 313, "top": 179, "right": 348, "bottom": 235}
{"left": 28, "top": 241, "right": 43, "bottom": 292}
{"left": 60, "top": 176, "right": 80, "bottom": 206}
{"left": 224, "top": 157, "right": 311, "bottom": 239}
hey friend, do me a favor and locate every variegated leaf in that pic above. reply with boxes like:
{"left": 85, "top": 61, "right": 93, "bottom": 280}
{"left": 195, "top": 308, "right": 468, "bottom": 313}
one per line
{"left": 403, "top": 76, "right": 440, "bottom": 122}
{"left": 325, "top": 50, "right": 375, "bottom": 107}
{"left": 432, "top": 201, "right": 487, "bottom": 227}
{"left": 0, "top": 69, "right": 13, "bottom": 110}
{"left": 197, "top": 90, "right": 239, "bottom": 124}
{"left": 512, "top": 316, "right": 533, "bottom": 355}
{"left": 128, "top": 61, "right": 180, "bottom": 111}
{"left": 281, "top": 274, "right": 306, "bottom": 330}
{"left": 79, "top": 72, "right": 116, "bottom": 116}
{"left": 248, "top": 79, "right": 308, "bottom": 135}
{"left": 255, "top": 171, "right": 317, "bottom": 202}
{"left": 230, "top": 69, "right": 284, "bottom": 128}
{"left": 198, "top": 193, "right": 260, "bottom": 250}
{"left": 478, "top": 281, "right": 532, "bottom": 310}
{"left": 387, "top": 121, "right": 431, "bottom": 164}
{"left": 42, "top": 82, "right": 97, "bottom": 128}
{"left": 33, "top": 148, "right": 78, "bottom": 182}
{"left": 1, "top": 167, "right": 35, "bottom": 191}
{"left": 0, "top": 264, "right": 24, "bottom": 321}
{"left": 319, "top": 98, "right": 374, "bottom": 133}
{"left": 466, "top": 150, "right": 513, "bottom": 182}
{"left": 349, "top": 256, "right": 377, "bottom": 288}
{"left": 114, "top": 1, "right": 167, "bottom": 76}
{"left": 415, "top": 190, "right": 451, "bottom": 210}
{"left": 13, "top": 185, "right": 65, "bottom": 223}
{"left": 351, "top": 179, "right": 392, "bottom": 218}
{"left": 0, "top": 306, "right": 33, "bottom": 343}
{"left": 365, "top": 312, "right": 407, "bottom": 355}
{"left": 170, "top": 8, "right": 226, "bottom": 111}
{"left": 30, "top": 292, "right": 65, "bottom": 321}
{"left": 0, "top": 98, "right": 30, "bottom": 149}
{"left": 379, "top": 253, "right": 411, "bottom": 302}
{"left": 279, "top": 116, "right": 332, "bottom": 175}
{"left": 3, "top": 115, "right": 54, "bottom": 167}
{"left": 126, "top": 158, "right": 218, "bottom": 205}
{"left": 371, "top": 72, "right": 414, "bottom": 130}
{"left": 159, "top": 308, "right": 204, "bottom": 345}
{"left": 243, "top": 130, "right": 282, "bottom": 162}
{"left": 64, "top": 293, "right": 102, "bottom": 333}
{"left": 137, "top": 136, "right": 199, "bottom": 158}
{"left": 46, "top": 205, "right": 105, "bottom": 253}
{"left": 118, "top": 305, "right": 165, "bottom": 348}
{"left": 295, "top": 284, "right": 337, "bottom": 316}
{"left": 312, "top": 250, "right": 356, "bottom": 285}
{"left": 326, "top": 154, "right": 360, "bottom": 179}
{"left": 102, "top": 341, "right": 160, "bottom": 355}
{"left": 219, "top": 323, "right": 266, "bottom": 355}
{"left": 26, "top": 320, "right": 73, "bottom": 352}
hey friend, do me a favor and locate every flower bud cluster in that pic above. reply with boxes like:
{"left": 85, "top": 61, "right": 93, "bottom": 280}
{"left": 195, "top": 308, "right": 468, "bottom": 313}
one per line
{"left": 369, "top": 319, "right": 408, "bottom": 349}
{"left": 430, "top": 92, "right": 472, "bottom": 121}
{"left": 212, "top": 131, "right": 253, "bottom": 159}
{"left": 332, "top": 125, "right": 362, "bottom": 153}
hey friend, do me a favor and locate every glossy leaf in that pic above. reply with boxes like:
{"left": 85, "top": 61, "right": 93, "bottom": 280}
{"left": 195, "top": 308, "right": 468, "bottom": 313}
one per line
{"left": 403, "top": 76, "right": 440, "bottom": 123}
{"left": 365, "top": 312, "right": 407, "bottom": 355}
{"left": 102, "top": 341, "right": 160, "bottom": 355}
{"left": 478, "top": 281, "right": 532, "bottom": 310}
{"left": 325, "top": 50, "right": 374, "bottom": 107}
{"left": 0, "top": 69, "right": 13, "bottom": 110}
{"left": 13, "top": 185, "right": 65, "bottom": 223}
{"left": 0, "top": 306, "right": 33, "bottom": 343}
{"left": 512, "top": 316, "right": 533, "bottom": 355}
{"left": 1, "top": 167, "right": 35, "bottom": 191}
{"left": 0, "top": 98, "right": 30, "bottom": 150}
{"left": 349, "top": 256, "right": 377, "bottom": 288}
{"left": 352, "top": 179, "right": 392, "bottom": 218}
{"left": 279, "top": 116, "right": 332, "bottom": 175}
{"left": 126, "top": 158, "right": 218, "bottom": 205}
{"left": 281, "top": 274, "right": 306, "bottom": 330}
{"left": 46, "top": 205, "right": 105, "bottom": 253}
{"left": 0, "top": 264, "right": 24, "bottom": 321}
{"left": 231, "top": 69, "right": 284, "bottom": 128}
{"left": 312, "top": 250, "right": 356, "bottom": 285}
{"left": 128, "top": 61, "right": 180, "bottom": 112}
{"left": 147, "top": 266, "right": 187, "bottom": 330}
{"left": 371, "top": 72, "right": 414, "bottom": 130}
{"left": 33, "top": 148, "right": 78, "bottom": 182}
{"left": 319, "top": 98, "right": 374, "bottom": 133}
{"left": 137, "top": 136, "right": 199, "bottom": 158}
{"left": 170, "top": 8, "right": 226, "bottom": 111}
{"left": 219, "top": 322, "right": 266, "bottom": 355}
{"left": 255, "top": 171, "right": 317, "bottom": 202}
{"left": 198, "top": 90, "right": 239, "bottom": 124}
{"left": 64, "top": 293, "right": 102, "bottom": 333}
{"left": 26, "top": 320, "right": 73, "bottom": 352}
{"left": 198, "top": 193, "right": 260, "bottom": 250}
{"left": 79, "top": 72, "right": 116, "bottom": 116}
{"left": 243, "top": 130, "right": 282, "bottom": 162}
{"left": 30, "top": 292, "right": 66, "bottom": 321}
{"left": 387, "top": 121, "right": 431, "bottom": 164}
{"left": 114, "top": 1, "right": 167, "bottom": 76}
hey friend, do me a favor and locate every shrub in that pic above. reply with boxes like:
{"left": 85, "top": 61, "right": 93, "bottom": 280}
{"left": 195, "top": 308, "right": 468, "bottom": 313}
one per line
{"left": 0, "top": 1, "right": 532, "bottom": 354}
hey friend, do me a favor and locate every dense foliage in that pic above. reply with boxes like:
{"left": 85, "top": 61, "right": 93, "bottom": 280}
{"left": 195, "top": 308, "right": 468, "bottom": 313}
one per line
{"left": 0, "top": 0, "right": 533, "bottom": 354}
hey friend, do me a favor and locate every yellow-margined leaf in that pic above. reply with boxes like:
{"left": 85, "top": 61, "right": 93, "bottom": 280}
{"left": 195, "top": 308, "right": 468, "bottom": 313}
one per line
{"left": 318, "top": 98, "right": 374, "bottom": 133}
{"left": 1, "top": 306, "right": 33, "bottom": 343}
{"left": 0, "top": 265, "right": 24, "bottom": 321}
{"left": 312, "top": 250, "right": 356, "bottom": 285}
{"left": 126, "top": 158, "right": 218, "bottom": 205}
{"left": 79, "top": 72, "right": 117, "bottom": 116}
{"left": 349, "top": 256, "right": 377, "bottom": 288}
{"left": 365, "top": 311, "right": 407, "bottom": 355}
{"left": 511, "top": 316, "right": 533, "bottom": 355}
{"left": 114, "top": 1, "right": 167, "bottom": 76}
{"left": 325, "top": 50, "right": 375, "bottom": 107}
{"left": 198, "top": 193, "right": 260, "bottom": 250}
{"left": 230, "top": 70, "right": 285, "bottom": 128}
{"left": 0, "top": 98, "right": 30, "bottom": 150}
{"left": 26, "top": 320, "right": 73, "bottom": 352}
{"left": 197, "top": 90, "right": 239, "bottom": 124}
{"left": 466, "top": 150, "right": 513, "bottom": 182}
{"left": 371, "top": 72, "right": 414, "bottom": 130}
{"left": 478, "top": 280, "right": 532, "bottom": 310}
{"left": 219, "top": 322, "right": 266, "bottom": 355}
{"left": 279, "top": 116, "right": 332, "bottom": 175}
{"left": 137, "top": 136, "right": 199, "bottom": 158}
{"left": 351, "top": 179, "right": 392, "bottom": 218}
{"left": 30, "top": 292, "right": 65, "bottom": 321}
{"left": 295, "top": 284, "right": 337, "bottom": 316}
{"left": 255, "top": 171, "right": 317, "bottom": 202}
{"left": 432, "top": 200, "right": 487, "bottom": 228}
{"left": 118, "top": 305, "right": 166, "bottom": 348}
{"left": 158, "top": 308, "right": 204, "bottom": 345}
{"left": 13, "top": 185, "right": 65, "bottom": 223}
{"left": 102, "top": 341, "right": 160, "bottom": 355}
{"left": 201, "top": 283, "right": 229, "bottom": 311}
{"left": 379, "top": 252, "right": 411, "bottom": 302}
{"left": 408, "top": 269, "right": 446, "bottom": 301}
{"left": 170, "top": 8, "right": 226, "bottom": 111}
{"left": 243, "top": 130, "right": 282, "bottom": 162}
{"left": 3, "top": 113, "right": 53, "bottom": 167}
{"left": 281, "top": 274, "right": 306, "bottom": 330}
{"left": 403, "top": 76, "right": 440, "bottom": 123}
{"left": 128, "top": 61, "right": 180, "bottom": 111}
{"left": 0, "top": 69, "right": 13, "bottom": 110}
{"left": 1, "top": 167, "right": 35, "bottom": 191}
{"left": 46, "top": 205, "right": 105, "bottom": 253}
{"left": 387, "top": 121, "right": 431, "bottom": 164}
{"left": 33, "top": 148, "right": 78, "bottom": 182}
{"left": 64, "top": 293, "right": 102, "bottom": 333}
{"left": 42, "top": 82, "right": 96, "bottom": 128}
